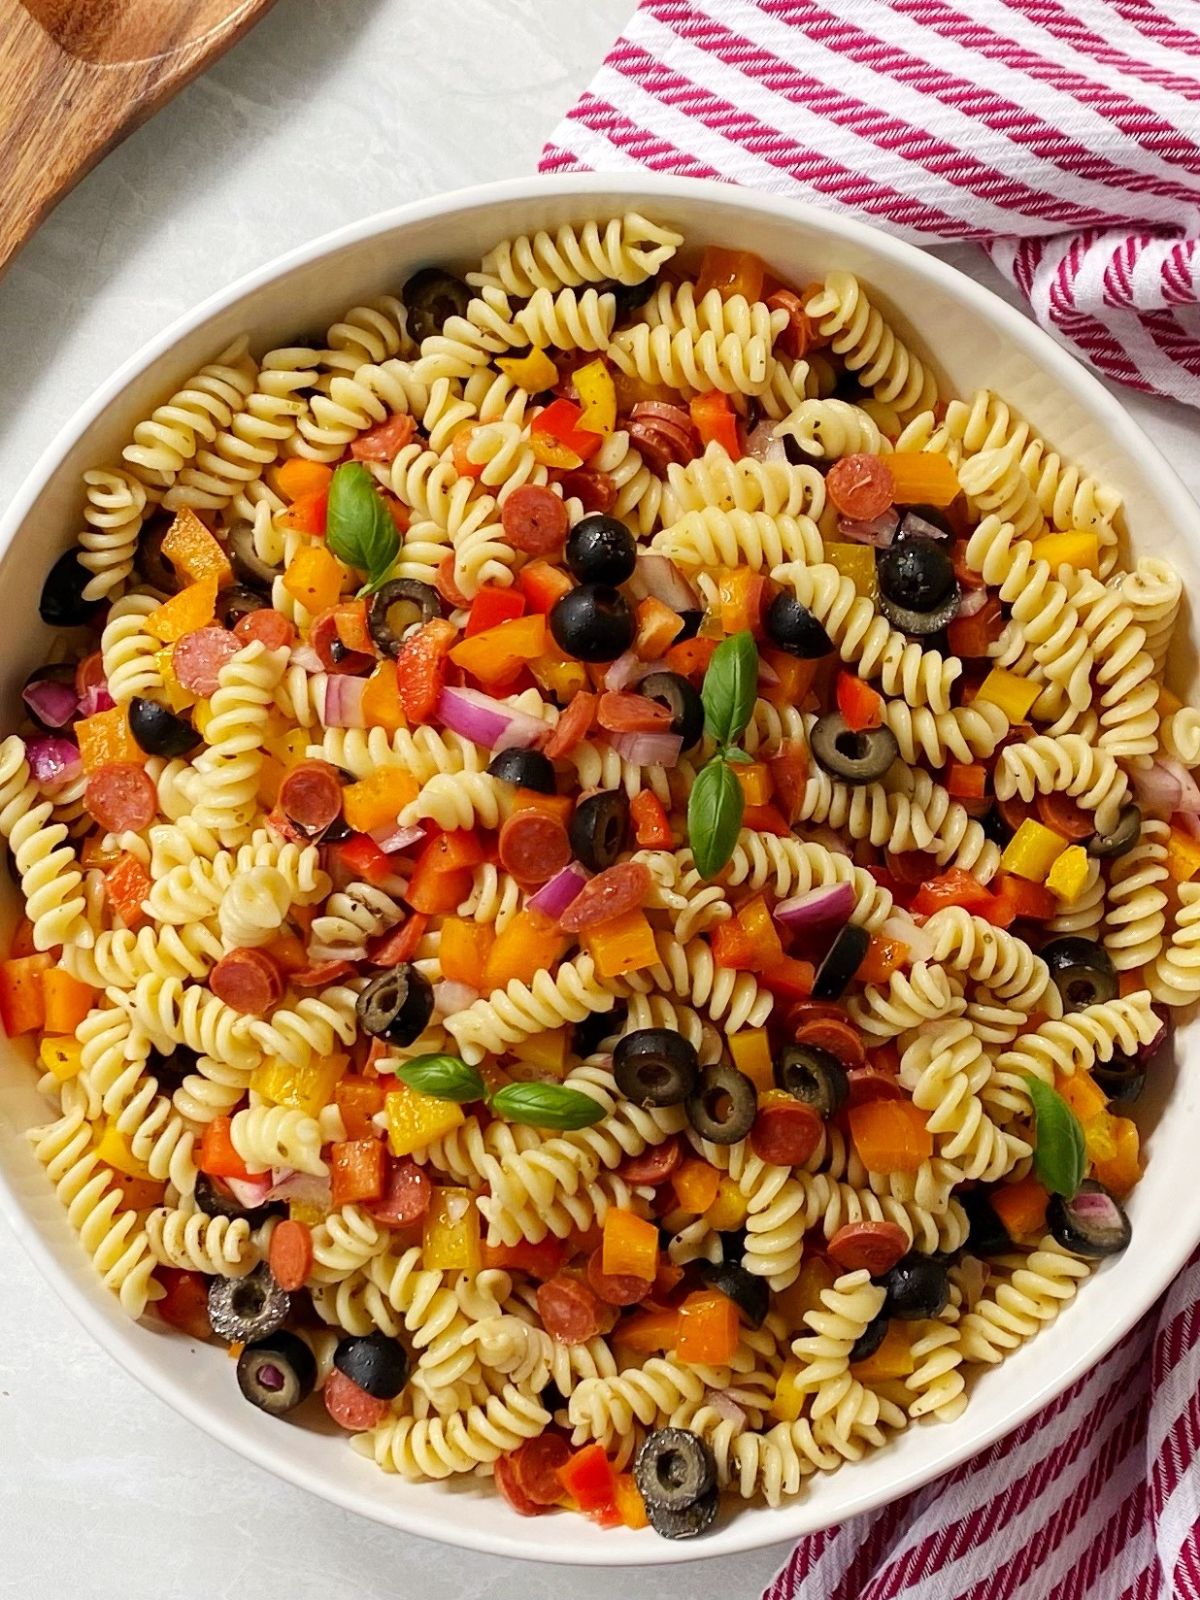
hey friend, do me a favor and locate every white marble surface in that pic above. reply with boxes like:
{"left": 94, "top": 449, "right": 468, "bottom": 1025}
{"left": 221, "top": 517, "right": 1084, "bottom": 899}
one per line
{"left": 2, "top": 2, "right": 1199, "bottom": 1596}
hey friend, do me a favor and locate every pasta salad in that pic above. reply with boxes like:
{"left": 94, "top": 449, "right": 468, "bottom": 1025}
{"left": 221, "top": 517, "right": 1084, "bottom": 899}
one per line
{"left": 5, "top": 210, "right": 1189, "bottom": 1538}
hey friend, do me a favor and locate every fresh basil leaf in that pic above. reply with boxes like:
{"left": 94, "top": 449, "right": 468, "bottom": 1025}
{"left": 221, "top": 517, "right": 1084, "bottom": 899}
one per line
{"left": 687, "top": 756, "right": 745, "bottom": 880}
{"left": 1024, "top": 1075, "right": 1086, "bottom": 1198}
{"left": 701, "top": 629, "right": 758, "bottom": 747}
{"left": 489, "top": 1082, "right": 605, "bottom": 1130}
{"left": 326, "top": 461, "right": 399, "bottom": 588}
{"left": 724, "top": 747, "right": 754, "bottom": 765}
{"left": 394, "top": 1054, "right": 485, "bottom": 1104}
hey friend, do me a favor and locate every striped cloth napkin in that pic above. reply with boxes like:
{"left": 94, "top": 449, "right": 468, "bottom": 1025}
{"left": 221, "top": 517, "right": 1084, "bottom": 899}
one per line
{"left": 539, "top": 0, "right": 1200, "bottom": 408}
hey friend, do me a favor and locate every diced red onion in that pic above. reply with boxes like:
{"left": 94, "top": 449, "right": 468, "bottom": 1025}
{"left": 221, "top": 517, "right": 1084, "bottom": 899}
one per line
{"left": 757, "top": 657, "right": 781, "bottom": 688}
{"left": 707, "top": 1390, "right": 748, "bottom": 1425}
{"left": 370, "top": 822, "right": 425, "bottom": 854}
{"left": 881, "top": 911, "right": 933, "bottom": 964}
{"left": 1164, "top": 758, "right": 1200, "bottom": 816}
{"left": 323, "top": 675, "right": 367, "bottom": 728}
{"left": 26, "top": 736, "right": 82, "bottom": 791}
{"left": 899, "top": 511, "right": 952, "bottom": 544}
{"left": 528, "top": 861, "right": 590, "bottom": 920}
{"left": 22, "top": 678, "right": 79, "bottom": 728}
{"left": 604, "top": 650, "right": 654, "bottom": 692}
{"left": 433, "top": 980, "right": 480, "bottom": 1016}
{"left": 773, "top": 882, "right": 856, "bottom": 929}
{"left": 289, "top": 644, "right": 325, "bottom": 674}
{"left": 1139, "top": 1009, "right": 1169, "bottom": 1062}
{"left": 224, "top": 1174, "right": 273, "bottom": 1209}
{"left": 437, "top": 685, "right": 547, "bottom": 752}
{"left": 955, "top": 585, "right": 989, "bottom": 618}
{"left": 1133, "top": 758, "right": 1188, "bottom": 816}
{"left": 746, "top": 420, "right": 786, "bottom": 462}
{"left": 837, "top": 508, "right": 899, "bottom": 548}
{"left": 267, "top": 1170, "right": 331, "bottom": 1208}
{"left": 628, "top": 553, "right": 700, "bottom": 613}
{"left": 77, "top": 683, "right": 114, "bottom": 717}
{"left": 608, "top": 730, "right": 683, "bottom": 768}
{"left": 1069, "top": 1189, "right": 1123, "bottom": 1225}
{"left": 807, "top": 824, "right": 850, "bottom": 857}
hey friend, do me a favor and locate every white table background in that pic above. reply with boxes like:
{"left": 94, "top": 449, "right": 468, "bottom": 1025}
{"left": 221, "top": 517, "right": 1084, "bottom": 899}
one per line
{"left": 2, "top": 3, "right": 1198, "bottom": 1596}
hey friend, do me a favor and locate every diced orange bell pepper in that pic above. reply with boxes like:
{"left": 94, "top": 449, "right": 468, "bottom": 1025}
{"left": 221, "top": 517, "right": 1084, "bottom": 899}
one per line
{"left": 334, "top": 1075, "right": 386, "bottom": 1141}
{"left": 1090, "top": 1113, "right": 1141, "bottom": 1196}
{"left": 282, "top": 546, "right": 346, "bottom": 616}
{"left": 518, "top": 560, "right": 573, "bottom": 615}
{"left": 634, "top": 595, "right": 684, "bottom": 660}
{"left": 0, "top": 953, "right": 51, "bottom": 1035}
{"left": 510, "top": 1027, "right": 570, "bottom": 1077}
{"left": 406, "top": 829, "right": 484, "bottom": 916}
{"left": 41, "top": 968, "right": 96, "bottom": 1035}
{"left": 330, "top": 1138, "right": 386, "bottom": 1209}
{"left": 439, "top": 916, "right": 496, "bottom": 987}
{"left": 1056, "top": 1069, "right": 1108, "bottom": 1124}
{"left": 280, "top": 487, "right": 329, "bottom": 535}
{"left": 767, "top": 738, "right": 810, "bottom": 824}
{"left": 466, "top": 586, "right": 526, "bottom": 637}
{"left": 761, "top": 648, "right": 820, "bottom": 711}
{"left": 145, "top": 578, "right": 219, "bottom": 643}
{"left": 1166, "top": 826, "right": 1200, "bottom": 883}
{"left": 103, "top": 851, "right": 152, "bottom": 931}
{"left": 615, "top": 1305, "right": 681, "bottom": 1354}
{"left": 728, "top": 1028, "right": 774, "bottom": 1095}
{"left": 947, "top": 595, "right": 1005, "bottom": 658}
{"left": 198, "top": 1115, "right": 254, "bottom": 1181}
{"left": 483, "top": 908, "right": 569, "bottom": 990}
{"left": 717, "top": 567, "right": 768, "bottom": 637}
{"left": 161, "top": 508, "right": 234, "bottom": 588}
{"left": 691, "top": 389, "right": 741, "bottom": 457}
{"left": 664, "top": 633, "right": 718, "bottom": 682}
{"left": 422, "top": 1186, "right": 481, "bottom": 1271}
{"left": 946, "top": 762, "right": 987, "bottom": 800}
{"left": 987, "top": 873, "right": 1058, "bottom": 925}
{"left": 712, "top": 917, "right": 754, "bottom": 971}
{"left": 741, "top": 802, "right": 792, "bottom": 837}
{"left": 602, "top": 1208, "right": 659, "bottom": 1282}
{"left": 848, "top": 1099, "right": 933, "bottom": 1173}
{"left": 509, "top": 788, "right": 574, "bottom": 827}
{"left": 836, "top": 671, "right": 884, "bottom": 732}
{"left": 774, "top": 1257, "right": 836, "bottom": 1329}
{"left": 705, "top": 1177, "right": 750, "bottom": 1232}
{"left": 76, "top": 705, "right": 140, "bottom": 773}
{"left": 630, "top": 789, "right": 672, "bottom": 848}
{"left": 758, "top": 955, "right": 816, "bottom": 1000}
{"left": 885, "top": 452, "right": 960, "bottom": 507}
{"left": 360, "top": 660, "right": 406, "bottom": 732}
{"left": 675, "top": 1288, "right": 740, "bottom": 1365}
{"left": 856, "top": 935, "right": 907, "bottom": 986}
{"left": 672, "top": 1158, "right": 722, "bottom": 1215}
{"left": 449, "top": 614, "right": 548, "bottom": 686}
{"left": 696, "top": 246, "right": 765, "bottom": 304}
{"left": 481, "top": 1236, "right": 567, "bottom": 1280}
{"left": 614, "top": 1472, "right": 650, "bottom": 1530}
{"left": 583, "top": 907, "right": 658, "bottom": 980}
{"left": 990, "top": 1175, "right": 1049, "bottom": 1241}
{"left": 734, "top": 761, "right": 773, "bottom": 808}
{"left": 850, "top": 1320, "right": 915, "bottom": 1380}
{"left": 394, "top": 618, "right": 457, "bottom": 725}
{"left": 341, "top": 768, "right": 420, "bottom": 834}
{"left": 274, "top": 459, "right": 334, "bottom": 503}
{"left": 333, "top": 598, "right": 376, "bottom": 656}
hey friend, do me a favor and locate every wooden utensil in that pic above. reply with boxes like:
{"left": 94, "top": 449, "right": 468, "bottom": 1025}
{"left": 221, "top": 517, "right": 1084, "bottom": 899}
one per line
{"left": 0, "top": 0, "right": 279, "bottom": 274}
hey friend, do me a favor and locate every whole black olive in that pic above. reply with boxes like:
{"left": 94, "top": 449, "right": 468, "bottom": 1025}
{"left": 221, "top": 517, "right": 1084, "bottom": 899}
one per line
{"left": 774, "top": 1044, "right": 848, "bottom": 1117}
{"left": 129, "top": 696, "right": 199, "bottom": 759}
{"left": 487, "top": 748, "right": 557, "bottom": 795}
{"left": 565, "top": 515, "right": 637, "bottom": 585}
{"left": 1041, "top": 936, "right": 1118, "bottom": 1012}
{"left": 569, "top": 790, "right": 630, "bottom": 871}
{"left": 208, "top": 1263, "right": 290, "bottom": 1344}
{"left": 810, "top": 711, "right": 899, "bottom": 785}
{"left": 573, "top": 1000, "right": 627, "bottom": 1059}
{"left": 960, "top": 1187, "right": 1012, "bottom": 1257}
{"left": 848, "top": 1312, "right": 890, "bottom": 1364}
{"left": 1088, "top": 804, "right": 1142, "bottom": 860}
{"left": 698, "top": 1260, "right": 769, "bottom": 1328}
{"left": 1047, "top": 1179, "right": 1132, "bottom": 1258}
{"left": 549, "top": 584, "right": 637, "bottom": 662}
{"left": 638, "top": 671, "right": 705, "bottom": 751}
{"left": 685, "top": 1064, "right": 757, "bottom": 1145}
{"left": 880, "top": 1253, "right": 950, "bottom": 1320}
{"left": 877, "top": 536, "right": 956, "bottom": 611}
{"left": 216, "top": 585, "right": 269, "bottom": 628}
{"left": 237, "top": 1332, "right": 317, "bottom": 1416}
{"left": 812, "top": 924, "right": 871, "bottom": 1001}
{"left": 613, "top": 1028, "right": 699, "bottom": 1107}
{"left": 333, "top": 1332, "right": 411, "bottom": 1400}
{"left": 403, "top": 266, "right": 474, "bottom": 344}
{"left": 356, "top": 965, "right": 434, "bottom": 1046}
{"left": 764, "top": 590, "right": 834, "bottom": 658}
{"left": 1092, "top": 1051, "right": 1146, "bottom": 1105}
{"left": 368, "top": 579, "right": 443, "bottom": 657}
{"left": 39, "top": 550, "right": 100, "bottom": 627}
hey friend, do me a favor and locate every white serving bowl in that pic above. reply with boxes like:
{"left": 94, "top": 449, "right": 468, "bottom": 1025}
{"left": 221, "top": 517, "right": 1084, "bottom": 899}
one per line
{"left": 1, "top": 174, "right": 1197, "bottom": 1567}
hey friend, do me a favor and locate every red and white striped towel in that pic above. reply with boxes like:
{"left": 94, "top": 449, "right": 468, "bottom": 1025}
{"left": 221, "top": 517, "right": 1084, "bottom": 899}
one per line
{"left": 540, "top": 0, "right": 1200, "bottom": 408}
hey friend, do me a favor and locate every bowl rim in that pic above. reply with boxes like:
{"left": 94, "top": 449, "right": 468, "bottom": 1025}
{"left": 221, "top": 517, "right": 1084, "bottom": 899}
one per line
{"left": 2, "top": 170, "right": 1197, "bottom": 1566}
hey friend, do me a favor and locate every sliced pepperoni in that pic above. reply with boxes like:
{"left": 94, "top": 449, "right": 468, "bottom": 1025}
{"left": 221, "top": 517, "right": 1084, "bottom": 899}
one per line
{"left": 511, "top": 1433, "right": 572, "bottom": 1506}
{"left": 543, "top": 690, "right": 597, "bottom": 761}
{"left": 1036, "top": 790, "right": 1095, "bottom": 841}
{"left": 350, "top": 412, "right": 416, "bottom": 463}
{"left": 291, "top": 959, "right": 355, "bottom": 989}
{"left": 619, "top": 1135, "right": 682, "bottom": 1187}
{"left": 996, "top": 794, "right": 1038, "bottom": 835}
{"left": 173, "top": 625, "right": 239, "bottom": 697}
{"left": 630, "top": 401, "right": 698, "bottom": 441}
{"left": 435, "top": 552, "right": 471, "bottom": 610}
{"left": 596, "top": 692, "right": 673, "bottom": 735}
{"left": 765, "top": 288, "right": 813, "bottom": 359}
{"left": 884, "top": 849, "right": 942, "bottom": 886}
{"left": 750, "top": 1099, "right": 824, "bottom": 1166}
{"left": 234, "top": 609, "right": 296, "bottom": 651}
{"left": 368, "top": 1159, "right": 432, "bottom": 1226}
{"left": 846, "top": 1066, "right": 907, "bottom": 1107}
{"left": 501, "top": 486, "right": 569, "bottom": 555}
{"left": 826, "top": 454, "right": 894, "bottom": 521}
{"left": 324, "top": 1367, "right": 390, "bottom": 1431}
{"left": 626, "top": 423, "right": 674, "bottom": 477}
{"left": 556, "top": 469, "right": 616, "bottom": 515}
{"left": 279, "top": 760, "right": 343, "bottom": 834}
{"left": 209, "top": 948, "right": 284, "bottom": 1016}
{"left": 268, "top": 1219, "right": 314, "bottom": 1291}
{"left": 84, "top": 763, "right": 156, "bottom": 833}
{"left": 559, "top": 861, "right": 650, "bottom": 933}
{"left": 494, "top": 1451, "right": 545, "bottom": 1517}
{"left": 586, "top": 1247, "right": 652, "bottom": 1308}
{"left": 498, "top": 811, "right": 572, "bottom": 886}
{"left": 536, "top": 1275, "right": 602, "bottom": 1345}
{"left": 793, "top": 1017, "right": 867, "bottom": 1069}
{"left": 785, "top": 999, "right": 852, "bottom": 1033}
{"left": 827, "top": 1220, "right": 910, "bottom": 1275}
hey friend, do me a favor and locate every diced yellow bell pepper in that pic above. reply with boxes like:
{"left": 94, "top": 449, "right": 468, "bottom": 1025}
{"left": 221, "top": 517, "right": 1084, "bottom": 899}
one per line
{"left": 509, "top": 1027, "right": 570, "bottom": 1077}
{"left": 449, "top": 614, "right": 548, "bottom": 686}
{"left": 974, "top": 667, "right": 1041, "bottom": 722}
{"left": 671, "top": 1158, "right": 722, "bottom": 1215}
{"left": 161, "top": 507, "right": 234, "bottom": 588}
{"left": 384, "top": 1085, "right": 465, "bottom": 1157}
{"left": 529, "top": 651, "right": 588, "bottom": 701}
{"left": 1159, "top": 685, "right": 1184, "bottom": 718}
{"left": 145, "top": 578, "right": 219, "bottom": 644}
{"left": 774, "top": 1256, "right": 835, "bottom": 1330}
{"left": 496, "top": 348, "right": 559, "bottom": 394}
{"left": 251, "top": 1053, "right": 348, "bottom": 1118}
{"left": 583, "top": 908, "right": 659, "bottom": 980}
{"left": 1166, "top": 826, "right": 1200, "bottom": 883}
{"left": 734, "top": 761, "right": 773, "bottom": 808}
{"left": 483, "top": 910, "right": 570, "bottom": 991}
{"left": 573, "top": 358, "right": 617, "bottom": 436}
{"left": 770, "top": 1358, "right": 808, "bottom": 1421}
{"left": 341, "top": 769, "right": 420, "bottom": 834}
{"left": 1030, "top": 530, "right": 1101, "bottom": 575}
{"left": 1089, "top": 1112, "right": 1141, "bottom": 1196}
{"left": 288, "top": 1198, "right": 330, "bottom": 1227}
{"left": 850, "top": 1320, "right": 915, "bottom": 1381}
{"left": 422, "top": 1186, "right": 481, "bottom": 1271}
{"left": 361, "top": 660, "right": 407, "bottom": 732}
{"left": 193, "top": 698, "right": 215, "bottom": 741}
{"left": 886, "top": 452, "right": 960, "bottom": 507}
{"left": 76, "top": 705, "right": 140, "bottom": 773}
{"left": 257, "top": 752, "right": 285, "bottom": 810}
{"left": 728, "top": 1028, "right": 774, "bottom": 1095}
{"left": 1047, "top": 843, "right": 1090, "bottom": 902}
{"left": 531, "top": 433, "right": 584, "bottom": 471}
{"left": 825, "top": 542, "right": 878, "bottom": 598}
{"left": 1000, "top": 818, "right": 1068, "bottom": 882}
{"left": 1056, "top": 1069, "right": 1108, "bottom": 1123}
{"left": 282, "top": 546, "right": 347, "bottom": 616}
{"left": 265, "top": 725, "right": 312, "bottom": 769}
{"left": 95, "top": 1120, "right": 153, "bottom": 1181}
{"left": 152, "top": 647, "right": 198, "bottom": 712}
{"left": 602, "top": 1207, "right": 659, "bottom": 1281}
{"left": 38, "top": 1036, "right": 84, "bottom": 1081}
{"left": 705, "top": 1176, "right": 750, "bottom": 1232}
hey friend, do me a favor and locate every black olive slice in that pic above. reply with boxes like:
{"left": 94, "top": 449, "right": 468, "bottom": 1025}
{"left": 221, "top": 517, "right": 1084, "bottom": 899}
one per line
{"left": 403, "top": 267, "right": 474, "bottom": 344}
{"left": 685, "top": 1064, "right": 757, "bottom": 1145}
{"left": 227, "top": 521, "right": 280, "bottom": 591}
{"left": 812, "top": 924, "right": 871, "bottom": 1001}
{"left": 216, "top": 584, "right": 269, "bottom": 628}
{"left": 569, "top": 790, "right": 630, "bottom": 871}
{"left": 487, "top": 748, "right": 556, "bottom": 795}
{"left": 638, "top": 671, "right": 705, "bottom": 751}
{"left": 878, "top": 586, "right": 961, "bottom": 636}
{"left": 1087, "top": 803, "right": 1142, "bottom": 859}
{"left": 356, "top": 965, "right": 434, "bottom": 1046}
{"left": 634, "top": 1428, "right": 717, "bottom": 1515}
{"left": 774, "top": 1044, "right": 848, "bottom": 1117}
{"left": 208, "top": 1263, "right": 290, "bottom": 1344}
{"left": 1047, "top": 1179, "right": 1131, "bottom": 1258}
{"left": 1092, "top": 1051, "right": 1146, "bottom": 1105}
{"left": 237, "top": 1332, "right": 317, "bottom": 1416}
{"left": 1040, "top": 936, "right": 1118, "bottom": 1012}
{"left": 848, "top": 1312, "right": 890, "bottom": 1364}
{"left": 39, "top": 550, "right": 101, "bottom": 627}
{"left": 960, "top": 1188, "right": 1012, "bottom": 1257}
{"left": 810, "top": 712, "right": 898, "bottom": 785}
{"left": 368, "top": 580, "right": 444, "bottom": 657}
{"left": 613, "top": 1028, "right": 699, "bottom": 1107}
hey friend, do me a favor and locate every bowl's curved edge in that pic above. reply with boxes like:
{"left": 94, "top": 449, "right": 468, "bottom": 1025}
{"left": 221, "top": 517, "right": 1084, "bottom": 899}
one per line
{"left": 2, "top": 171, "right": 1199, "bottom": 1566}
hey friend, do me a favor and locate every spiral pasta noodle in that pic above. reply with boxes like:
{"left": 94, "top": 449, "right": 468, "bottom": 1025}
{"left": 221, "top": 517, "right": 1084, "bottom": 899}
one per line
{"left": 804, "top": 271, "right": 937, "bottom": 417}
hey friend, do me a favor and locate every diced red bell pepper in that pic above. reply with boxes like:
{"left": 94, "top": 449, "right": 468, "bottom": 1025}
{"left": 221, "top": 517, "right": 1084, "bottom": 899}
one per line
{"left": 198, "top": 1115, "right": 254, "bottom": 1181}
{"left": 332, "top": 833, "right": 398, "bottom": 890}
{"left": 466, "top": 586, "right": 526, "bottom": 637}
{"left": 768, "top": 739, "right": 809, "bottom": 824}
{"left": 330, "top": 1138, "right": 386, "bottom": 1209}
{"left": 836, "top": 671, "right": 884, "bottom": 732}
{"left": 712, "top": 917, "right": 755, "bottom": 970}
{"left": 737, "top": 895, "right": 785, "bottom": 966}
{"left": 156, "top": 1269, "right": 213, "bottom": 1339}
{"left": 531, "top": 398, "right": 604, "bottom": 464}
{"left": 393, "top": 618, "right": 457, "bottom": 725}
{"left": 333, "top": 599, "right": 376, "bottom": 657}
{"left": 482, "top": 1236, "right": 568, "bottom": 1280}
{"left": 988, "top": 873, "right": 1058, "bottom": 925}
{"left": 630, "top": 789, "right": 673, "bottom": 848}
{"left": 281, "top": 488, "right": 328, "bottom": 536}
{"left": 369, "top": 913, "right": 429, "bottom": 967}
{"left": 910, "top": 868, "right": 997, "bottom": 918}
{"left": 0, "top": 953, "right": 51, "bottom": 1035}
{"left": 690, "top": 390, "right": 741, "bottom": 457}
{"left": 518, "top": 561, "right": 573, "bottom": 615}
{"left": 103, "top": 852, "right": 152, "bottom": 931}
{"left": 947, "top": 595, "right": 1004, "bottom": 658}
{"left": 406, "top": 830, "right": 485, "bottom": 916}
{"left": 946, "top": 762, "right": 987, "bottom": 800}
{"left": 664, "top": 634, "right": 718, "bottom": 682}
{"left": 557, "top": 1442, "right": 618, "bottom": 1518}
{"left": 741, "top": 802, "right": 791, "bottom": 836}
{"left": 760, "top": 956, "right": 816, "bottom": 1000}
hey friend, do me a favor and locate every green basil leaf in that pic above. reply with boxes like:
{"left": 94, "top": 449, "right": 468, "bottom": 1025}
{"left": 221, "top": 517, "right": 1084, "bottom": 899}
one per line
{"left": 489, "top": 1082, "right": 605, "bottom": 1130}
{"left": 687, "top": 756, "right": 745, "bottom": 880}
{"left": 326, "top": 461, "right": 399, "bottom": 587}
{"left": 701, "top": 629, "right": 759, "bottom": 747}
{"left": 394, "top": 1054, "right": 485, "bottom": 1104}
{"left": 724, "top": 747, "right": 754, "bottom": 765}
{"left": 1024, "top": 1075, "right": 1086, "bottom": 1198}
